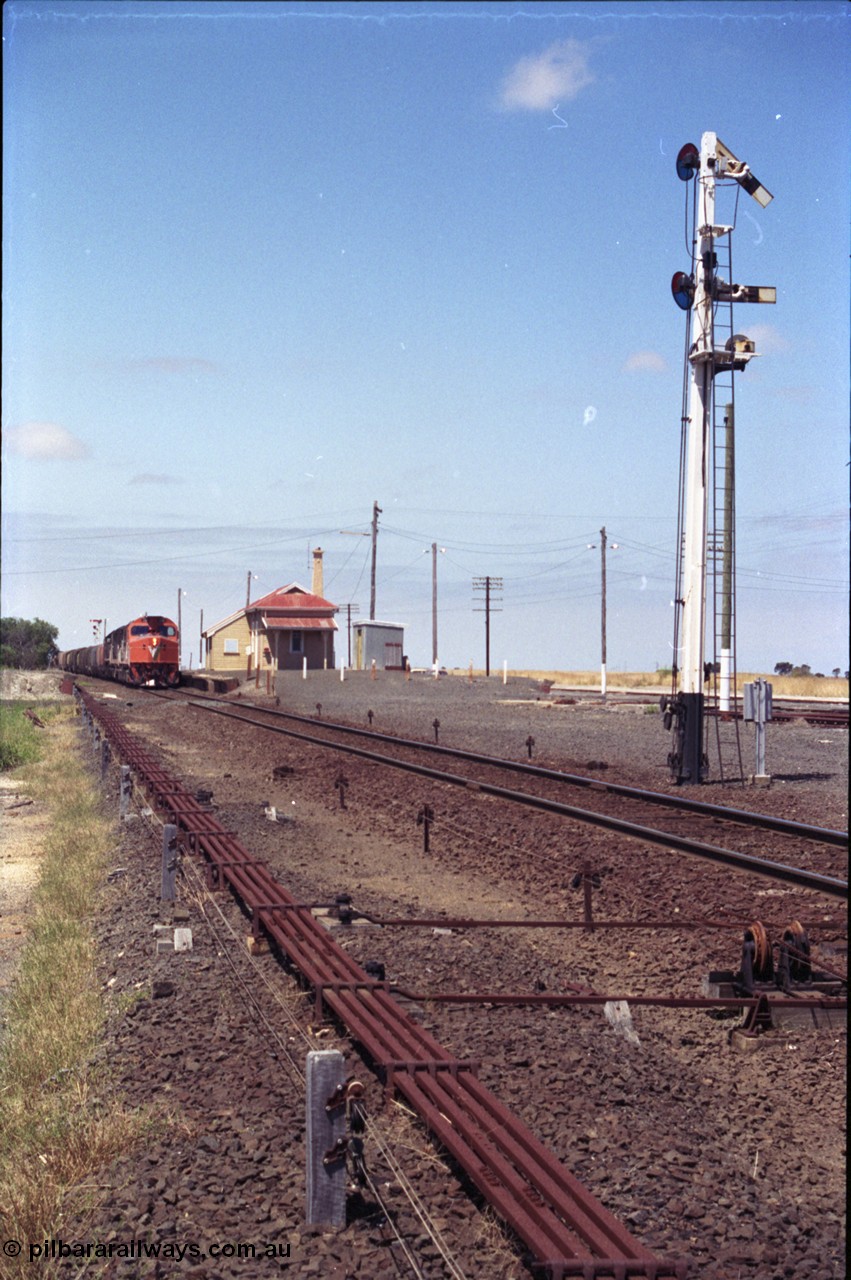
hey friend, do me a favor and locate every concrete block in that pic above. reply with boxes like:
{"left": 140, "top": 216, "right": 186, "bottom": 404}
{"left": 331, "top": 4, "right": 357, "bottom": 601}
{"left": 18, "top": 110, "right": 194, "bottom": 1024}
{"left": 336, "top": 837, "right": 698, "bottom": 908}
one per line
{"left": 729, "top": 1028, "right": 765, "bottom": 1054}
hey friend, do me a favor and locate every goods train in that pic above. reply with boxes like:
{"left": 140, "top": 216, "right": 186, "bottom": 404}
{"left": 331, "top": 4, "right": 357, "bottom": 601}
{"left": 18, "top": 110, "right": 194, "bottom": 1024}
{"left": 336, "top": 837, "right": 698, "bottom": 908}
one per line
{"left": 57, "top": 615, "right": 180, "bottom": 687}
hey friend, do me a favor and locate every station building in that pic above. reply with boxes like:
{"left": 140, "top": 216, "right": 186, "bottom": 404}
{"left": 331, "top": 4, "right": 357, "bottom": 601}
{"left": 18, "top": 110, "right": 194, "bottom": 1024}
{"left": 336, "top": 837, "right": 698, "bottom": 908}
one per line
{"left": 203, "top": 562, "right": 338, "bottom": 676}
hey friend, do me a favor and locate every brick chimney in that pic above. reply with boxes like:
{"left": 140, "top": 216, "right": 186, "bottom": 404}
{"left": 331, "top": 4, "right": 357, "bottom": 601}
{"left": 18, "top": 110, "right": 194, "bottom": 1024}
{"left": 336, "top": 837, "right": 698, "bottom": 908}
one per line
{"left": 312, "top": 546, "right": 324, "bottom": 597}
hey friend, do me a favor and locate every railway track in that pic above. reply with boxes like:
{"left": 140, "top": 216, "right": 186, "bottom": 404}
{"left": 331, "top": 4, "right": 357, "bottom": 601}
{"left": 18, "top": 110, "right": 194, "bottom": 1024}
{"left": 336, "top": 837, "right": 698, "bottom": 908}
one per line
{"left": 76, "top": 685, "right": 694, "bottom": 1279}
{"left": 155, "top": 688, "right": 847, "bottom": 901}
{"left": 545, "top": 686, "right": 849, "bottom": 726}
{"left": 73, "top": 681, "right": 847, "bottom": 1278}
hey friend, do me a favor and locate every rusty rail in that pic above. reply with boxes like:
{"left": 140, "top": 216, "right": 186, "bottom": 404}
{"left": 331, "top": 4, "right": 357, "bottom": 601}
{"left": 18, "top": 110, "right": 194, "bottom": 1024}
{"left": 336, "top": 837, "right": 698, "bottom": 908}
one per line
{"left": 78, "top": 686, "right": 687, "bottom": 1279}
{"left": 178, "top": 691, "right": 848, "bottom": 849}
{"left": 183, "top": 699, "right": 846, "bottom": 897}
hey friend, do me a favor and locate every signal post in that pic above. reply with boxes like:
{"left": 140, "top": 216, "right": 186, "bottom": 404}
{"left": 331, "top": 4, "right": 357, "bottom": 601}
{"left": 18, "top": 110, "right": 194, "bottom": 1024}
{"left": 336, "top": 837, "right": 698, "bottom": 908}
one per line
{"left": 668, "top": 133, "right": 774, "bottom": 783}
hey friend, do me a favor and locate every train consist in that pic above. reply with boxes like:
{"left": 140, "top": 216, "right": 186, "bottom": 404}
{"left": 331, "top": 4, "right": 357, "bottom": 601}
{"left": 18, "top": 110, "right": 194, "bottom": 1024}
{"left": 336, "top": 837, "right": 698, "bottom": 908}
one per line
{"left": 58, "top": 615, "right": 180, "bottom": 688}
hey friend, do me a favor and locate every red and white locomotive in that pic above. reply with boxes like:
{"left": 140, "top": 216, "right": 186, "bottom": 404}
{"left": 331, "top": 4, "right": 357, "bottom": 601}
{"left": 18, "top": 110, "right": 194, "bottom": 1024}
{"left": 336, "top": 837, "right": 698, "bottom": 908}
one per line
{"left": 58, "top": 615, "right": 180, "bottom": 687}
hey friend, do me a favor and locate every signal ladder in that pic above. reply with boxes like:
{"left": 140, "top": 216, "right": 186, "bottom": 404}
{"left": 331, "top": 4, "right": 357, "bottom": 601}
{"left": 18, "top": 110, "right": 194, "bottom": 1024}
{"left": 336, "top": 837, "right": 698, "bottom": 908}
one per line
{"left": 706, "top": 227, "right": 745, "bottom": 783}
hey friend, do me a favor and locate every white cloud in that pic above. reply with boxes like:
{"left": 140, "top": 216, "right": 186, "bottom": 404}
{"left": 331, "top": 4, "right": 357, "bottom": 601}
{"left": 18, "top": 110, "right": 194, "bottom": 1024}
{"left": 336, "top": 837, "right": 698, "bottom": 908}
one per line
{"left": 623, "top": 350, "right": 667, "bottom": 374}
{"left": 129, "top": 473, "right": 183, "bottom": 486}
{"left": 499, "top": 40, "right": 595, "bottom": 112}
{"left": 3, "top": 421, "right": 90, "bottom": 460}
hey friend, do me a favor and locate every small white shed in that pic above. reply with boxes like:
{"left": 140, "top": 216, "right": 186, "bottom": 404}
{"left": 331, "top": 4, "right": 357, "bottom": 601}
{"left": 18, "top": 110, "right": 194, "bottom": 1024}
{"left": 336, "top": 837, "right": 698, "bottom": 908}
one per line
{"left": 352, "top": 621, "right": 406, "bottom": 671}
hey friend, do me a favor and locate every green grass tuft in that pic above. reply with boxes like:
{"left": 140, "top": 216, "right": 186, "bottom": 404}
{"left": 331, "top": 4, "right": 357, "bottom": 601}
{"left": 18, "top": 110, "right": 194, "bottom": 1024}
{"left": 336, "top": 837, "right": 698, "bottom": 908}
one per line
{"left": 0, "top": 712, "right": 158, "bottom": 1277}
{"left": 0, "top": 701, "right": 62, "bottom": 771}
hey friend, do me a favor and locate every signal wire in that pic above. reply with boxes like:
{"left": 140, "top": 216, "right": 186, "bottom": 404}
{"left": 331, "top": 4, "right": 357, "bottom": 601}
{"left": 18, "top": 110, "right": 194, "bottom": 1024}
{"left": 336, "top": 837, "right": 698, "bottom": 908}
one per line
{"left": 131, "top": 782, "right": 469, "bottom": 1280}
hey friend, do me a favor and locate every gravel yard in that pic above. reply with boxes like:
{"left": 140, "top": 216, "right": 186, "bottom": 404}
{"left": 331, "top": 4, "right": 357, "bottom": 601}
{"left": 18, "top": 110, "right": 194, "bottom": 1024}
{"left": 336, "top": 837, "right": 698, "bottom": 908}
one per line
{"left": 6, "top": 670, "right": 846, "bottom": 1280}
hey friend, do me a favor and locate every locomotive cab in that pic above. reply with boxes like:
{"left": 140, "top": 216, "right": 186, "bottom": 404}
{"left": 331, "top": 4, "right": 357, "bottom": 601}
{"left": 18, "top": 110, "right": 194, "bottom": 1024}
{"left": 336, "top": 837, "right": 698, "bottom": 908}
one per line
{"left": 126, "top": 616, "right": 180, "bottom": 686}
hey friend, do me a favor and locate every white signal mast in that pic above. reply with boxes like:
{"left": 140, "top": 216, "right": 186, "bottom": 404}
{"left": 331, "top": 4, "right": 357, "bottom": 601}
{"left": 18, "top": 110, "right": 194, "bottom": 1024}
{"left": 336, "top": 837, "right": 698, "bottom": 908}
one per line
{"left": 666, "top": 133, "right": 775, "bottom": 784}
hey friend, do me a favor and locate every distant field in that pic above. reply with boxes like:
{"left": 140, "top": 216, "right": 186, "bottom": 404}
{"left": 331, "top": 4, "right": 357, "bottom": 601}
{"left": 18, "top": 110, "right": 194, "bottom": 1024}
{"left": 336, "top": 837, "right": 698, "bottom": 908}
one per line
{"left": 448, "top": 668, "right": 849, "bottom": 700}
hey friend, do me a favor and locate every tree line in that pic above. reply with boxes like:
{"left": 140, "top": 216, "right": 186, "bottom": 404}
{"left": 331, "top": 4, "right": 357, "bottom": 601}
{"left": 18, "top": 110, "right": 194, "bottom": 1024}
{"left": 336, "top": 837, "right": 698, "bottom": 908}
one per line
{"left": 774, "top": 662, "right": 847, "bottom": 679}
{"left": 0, "top": 617, "right": 59, "bottom": 669}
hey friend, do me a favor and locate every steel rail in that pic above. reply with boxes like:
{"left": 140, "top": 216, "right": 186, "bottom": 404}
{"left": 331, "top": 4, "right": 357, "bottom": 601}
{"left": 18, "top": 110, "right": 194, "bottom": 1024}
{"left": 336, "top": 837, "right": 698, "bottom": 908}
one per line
{"left": 179, "top": 691, "right": 847, "bottom": 848}
{"left": 187, "top": 701, "right": 848, "bottom": 899}
{"left": 78, "top": 688, "right": 686, "bottom": 1279}
{"left": 348, "top": 912, "right": 845, "bottom": 931}
{"left": 388, "top": 990, "right": 846, "bottom": 1010}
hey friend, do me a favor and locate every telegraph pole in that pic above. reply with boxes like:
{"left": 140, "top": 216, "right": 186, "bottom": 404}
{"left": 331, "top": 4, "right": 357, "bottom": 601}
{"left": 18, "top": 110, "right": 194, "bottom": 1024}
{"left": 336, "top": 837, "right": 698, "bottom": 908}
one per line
{"left": 432, "top": 543, "right": 438, "bottom": 666}
{"left": 600, "top": 528, "right": 609, "bottom": 700}
{"left": 587, "top": 530, "right": 618, "bottom": 699}
{"left": 473, "top": 576, "right": 502, "bottom": 677}
{"left": 370, "top": 501, "right": 382, "bottom": 620}
{"left": 427, "top": 543, "right": 445, "bottom": 672}
{"left": 344, "top": 603, "right": 359, "bottom": 667}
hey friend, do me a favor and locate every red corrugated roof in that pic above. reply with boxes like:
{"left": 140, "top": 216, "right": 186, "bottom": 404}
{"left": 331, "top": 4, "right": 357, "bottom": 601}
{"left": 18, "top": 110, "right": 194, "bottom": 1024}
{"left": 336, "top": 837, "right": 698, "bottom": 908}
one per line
{"left": 262, "top": 616, "right": 338, "bottom": 631}
{"left": 250, "top": 584, "right": 336, "bottom": 612}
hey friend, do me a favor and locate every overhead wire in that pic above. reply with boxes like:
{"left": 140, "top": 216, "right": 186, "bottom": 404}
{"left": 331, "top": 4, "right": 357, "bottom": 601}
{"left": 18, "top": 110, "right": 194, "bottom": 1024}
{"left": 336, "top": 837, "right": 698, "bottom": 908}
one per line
{"left": 348, "top": 535, "right": 373, "bottom": 605}
{"left": 324, "top": 534, "right": 371, "bottom": 591}
{"left": 4, "top": 525, "right": 348, "bottom": 576}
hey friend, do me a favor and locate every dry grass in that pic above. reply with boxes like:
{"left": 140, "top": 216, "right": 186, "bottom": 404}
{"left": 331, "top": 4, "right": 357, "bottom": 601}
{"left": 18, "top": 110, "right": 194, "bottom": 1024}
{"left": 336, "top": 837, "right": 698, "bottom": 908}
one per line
{"left": 756, "top": 673, "right": 849, "bottom": 699}
{"left": 449, "top": 669, "right": 848, "bottom": 700}
{"left": 0, "top": 712, "right": 155, "bottom": 1278}
{"left": 510, "top": 669, "right": 670, "bottom": 689}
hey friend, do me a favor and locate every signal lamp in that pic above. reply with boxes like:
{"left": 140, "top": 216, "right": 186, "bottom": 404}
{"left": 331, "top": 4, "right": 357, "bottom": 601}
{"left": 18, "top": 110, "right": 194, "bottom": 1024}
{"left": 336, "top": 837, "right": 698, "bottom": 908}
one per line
{"left": 676, "top": 142, "right": 700, "bottom": 181}
{"left": 671, "top": 271, "right": 695, "bottom": 310}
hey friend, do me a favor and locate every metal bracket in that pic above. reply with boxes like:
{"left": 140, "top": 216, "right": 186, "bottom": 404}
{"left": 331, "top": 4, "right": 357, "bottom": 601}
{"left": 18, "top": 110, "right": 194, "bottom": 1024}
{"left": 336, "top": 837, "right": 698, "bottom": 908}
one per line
{"left": 322, "top": 1136, "right": 349, "bottom": 1167}
{"left": 741, "top": 993, "right": 774, "bottom": 1036}
{"left": 325, "top": 1078, "right": 365, "bottom": 1112}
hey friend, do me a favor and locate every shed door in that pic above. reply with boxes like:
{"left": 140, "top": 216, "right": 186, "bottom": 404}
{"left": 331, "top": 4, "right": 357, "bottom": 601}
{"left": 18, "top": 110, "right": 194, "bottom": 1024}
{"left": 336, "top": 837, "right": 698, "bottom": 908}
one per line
{"left": 384, "top": 642, "right": 402, "bottom": 668}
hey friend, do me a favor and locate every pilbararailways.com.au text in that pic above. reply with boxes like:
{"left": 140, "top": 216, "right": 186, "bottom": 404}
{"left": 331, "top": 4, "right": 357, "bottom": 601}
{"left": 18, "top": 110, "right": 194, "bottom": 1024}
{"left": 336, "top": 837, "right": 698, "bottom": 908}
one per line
{"left": 9, "top": 1239, "right": 292, "bottom": 1263}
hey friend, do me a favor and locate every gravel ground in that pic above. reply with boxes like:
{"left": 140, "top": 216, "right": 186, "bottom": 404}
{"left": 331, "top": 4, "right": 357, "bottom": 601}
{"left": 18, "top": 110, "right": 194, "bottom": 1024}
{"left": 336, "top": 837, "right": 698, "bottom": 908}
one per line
{"left": 37, "top": 672, "right": 849, "bottom": 1279}
{"left": 230, "top": 669, "right": 848, "bottom": 826}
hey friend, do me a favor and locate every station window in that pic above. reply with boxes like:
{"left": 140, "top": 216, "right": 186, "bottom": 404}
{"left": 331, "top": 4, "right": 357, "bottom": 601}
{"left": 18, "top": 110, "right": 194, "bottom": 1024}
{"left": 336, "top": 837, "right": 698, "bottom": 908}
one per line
{"left": 290, "top": 631, "right": 303, "bottom": 654}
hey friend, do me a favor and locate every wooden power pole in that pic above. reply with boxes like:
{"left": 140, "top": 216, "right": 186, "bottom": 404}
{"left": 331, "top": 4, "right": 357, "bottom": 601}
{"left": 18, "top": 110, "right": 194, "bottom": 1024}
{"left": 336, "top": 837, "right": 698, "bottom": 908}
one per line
{"left": 473, "top": 576, "right": 503, "bottom": 677}
{"left": 370, "top": 501, "right": 382, "bottom": 620}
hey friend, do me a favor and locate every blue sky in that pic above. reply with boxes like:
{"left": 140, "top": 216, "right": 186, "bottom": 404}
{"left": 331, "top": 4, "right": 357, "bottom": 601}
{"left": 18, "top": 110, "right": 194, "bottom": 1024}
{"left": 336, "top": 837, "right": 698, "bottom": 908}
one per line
{"left": 3, "top": 0, "right": 848, "bottom": 675}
